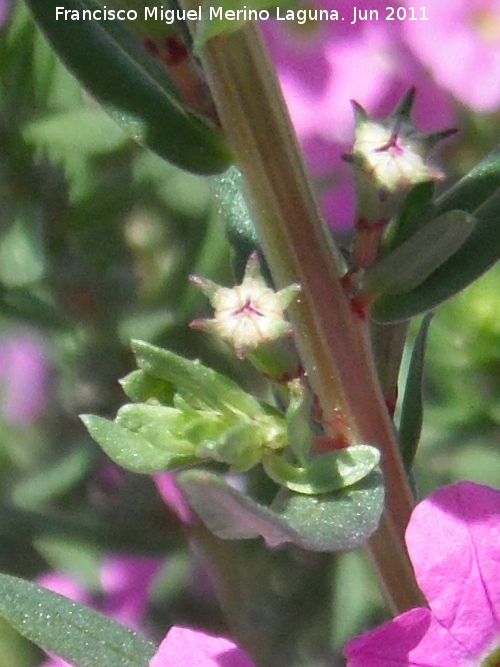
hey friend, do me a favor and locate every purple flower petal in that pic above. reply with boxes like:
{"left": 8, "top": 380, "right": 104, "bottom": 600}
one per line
{"left": 154, "top": 472, "right": 193, "bottom": 524}
{"left": 406, "top": 481, "right": 500, "bottom": 656}
{"left": 345, "top": 607, "right": 473, "bottom": 667}
{"left": 0, "top": 0, "right": 10, "bottom": 26}
{"left": 100, "top": 556, "right": 162, "bottom": 630}
{"left": 0, "top": 334, "right": 50, "bottom": 425}
{"left": 149, "top": 627, "right": 256, "bottom": 667}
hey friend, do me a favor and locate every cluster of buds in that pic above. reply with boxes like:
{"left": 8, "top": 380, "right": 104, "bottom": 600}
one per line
{"left": 190, "top": 252, "right": 301, "bottom": 380}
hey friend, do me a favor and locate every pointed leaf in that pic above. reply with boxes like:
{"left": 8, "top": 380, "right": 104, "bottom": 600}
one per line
{"left": 435, "top": 144, "right": 500, "bottom": 216}
{"left": 25, "top": 0, "right": 231, "bottom": 174}
{"left": 372, "top": 187, "right": 500, "bottom": 321}
{"left": 367, "top": 210, "right": 475, "bottom": 298}
{"left": 398, "top": 314, "right": 433, "bottom": 471}
{"left": 119, "top": 369, "right": 175, "bottom": 404}
{"left": 0, "top": 573, "right": 156, "bottom": 667}
{"left": 212, "top": 167, "right": 260, "bottom": 281}
{"left": 177, "top": 469, "right": 384, "bottom": 552}
{"left": 81, "top": 414, "right": 197, "bottom": 473}
{"left": 131, "top": 340, "right": 264, "bottom": 417}
{"left": 385, "top": 181, "right": 435, "bottom": 252}
{"left": 285, "top": 380, "right": 314, "bottom": 465}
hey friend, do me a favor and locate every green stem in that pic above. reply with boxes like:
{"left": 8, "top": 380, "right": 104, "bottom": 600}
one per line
{"left": 181, "top": 15, "right": 424, "bottom": 613}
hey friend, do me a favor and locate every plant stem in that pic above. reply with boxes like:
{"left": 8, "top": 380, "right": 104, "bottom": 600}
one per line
{"left": 181, "top": 13, "right": 425, "bottom": 612}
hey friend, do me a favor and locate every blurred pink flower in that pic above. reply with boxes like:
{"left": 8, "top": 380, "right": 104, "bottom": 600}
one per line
{"left": 403, "top": 0, "right": 500, "bottom": 112}
{"left": 39, "top": 556, "right": 161, "bottom": 667}
{"left": 99, "top": 556, "right": 162, "bottom": 630}
{"left": 344, "top": 481, "right": 500, "bottom": 666}
{"left": 0, "top": 333, "right": 50, "bottom": 424}
{"left": 154, "top": 472, "right": 193, "bottom": 524}
{"left": 0, "top": 0, "right": 9, "bottom": 26}
{"left": 263, "top": 1, "right": 455, "bottom": 229}
{"left": 149, "top": 626, "right": 256, "bottom": 667}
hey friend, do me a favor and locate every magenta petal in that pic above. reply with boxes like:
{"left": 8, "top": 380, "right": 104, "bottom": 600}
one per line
{"left": 154, "top": 472, "right": 193, "bottom": 524}
{"left": 99, "top": 556, "right": 161, "bottom": 630}
{"left": 149, "top": 627, "right": 256, "bottom": 667}
{"left": 344, "top": 607, "right": 471, "bottom": 667}
{"left": 406, "top": 481, "right": 500, "bottom": 655}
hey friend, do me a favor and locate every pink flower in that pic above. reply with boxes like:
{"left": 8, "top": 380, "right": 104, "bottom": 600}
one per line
{"left": 149, "top": 626, "right": 256, "bottom": 667}
{"left": 0, "top": 333, "right": 50, "bottom": 424}
{"left": 344, "top": 481, "right": 500, "bottom": 666}
{"left": 154, "top": 472, "right": 193, "bottom": 524}
{"left": 0, "top": 0, "right": 10, "bottom": 26}
{"left": 403, "top": 0, "right": 500, "bottom": 112}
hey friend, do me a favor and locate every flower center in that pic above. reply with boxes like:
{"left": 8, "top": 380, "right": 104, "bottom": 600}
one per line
{"left": 481, "top": 645, "right": 500, "bottom": 666}
{"left": 376, "top": 130, "right": 405, "bottom": 157}
{"left": 470, "top": 6, "right": 500, "bottom": 44}
{"left": 233, "top": 299, "right": 265, "bottom": 318}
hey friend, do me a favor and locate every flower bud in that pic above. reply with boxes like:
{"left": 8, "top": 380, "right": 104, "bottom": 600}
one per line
{"left": 344, "top": 88, "right": 457, "bottom": 223}
{"left": 190, "top": 252, "right": 300, "bottom": 361}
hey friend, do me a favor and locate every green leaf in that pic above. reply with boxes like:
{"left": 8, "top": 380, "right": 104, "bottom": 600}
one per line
{"left": 24, "top": 107, "right": 128, "bottom": 155}
{"left": 0, "top": 573, "right": 156, "bottom": 667}
{"left": 367, "top": 210, "right": 475, "bottom": 298}
{"left": 80, "top": 414, "right": 197, "bottom": 473}
{"left": 398, "top": 314, "right": 433, "bottom": 472}
{"left": 213, "top": 167, "right": 260, "bottom": 281}
{"left": 25, "top": 0, "right": 232, "bottom": 174}
{"left": 285, "top": 380, "right": 314, "bottom": 466}
{"left": 435, "top": 144, "right": 500, "bottom": 216}
{"left": 262, "top": 445, "right": 381, "bottom": 495}
{"left": 131, "top": 340, "right": 264, "bottom": 417}
{"left": 385, "top": 181, "right": 435, "bottom": 252}
{"left": 0, "top": 206, "right": 45, "bottom": 287}
{"left": 119, "top": 369, "right": 175, "bottom": 404}
{"left": 0, "top": 287, "right": 68, "bottom": 330}
{"left": 373, "top": 186, "right": 500, "bottom": 322}
{"left": 23, "top": 107, "right": 129, "bottom": 200}
{"left": 177, "top": 468, "right": 384, "bottom": 552}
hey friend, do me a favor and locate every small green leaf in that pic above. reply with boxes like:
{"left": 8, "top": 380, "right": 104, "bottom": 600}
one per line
{"left": 24, "top": 107, "right": 128, "bottom": 155}
{"left": 285, "top": 380, "right": 314, "bottom": 465}
{"left": 0, "top": 573, "right": 156, "bottom": 667}
{"left": 262, "top": 445, "right": 381, "bottom": 495}
{"left": 398, "top": 314, "right": 433, "bottom": 472}
{"left": 178, "top": 468, "right": 384, "bottom": 552}
{"left": 196, "top": 422, "right": 265, "bottom": 471}
{"left": 0, "top": 206, "right": 45, "bottom": 287}
{"left": 367, "top": 210, "right": 475, "bottom": 298}
{"left": 372, "top": 187, "right": 500, "bottom": 322}
{"left": 435, "top": 144, "right": 500, "bottom": 216}
{"left": 25, "top": 0, "right": 232, "bottom": 174}
{"left": 131, "top": 340, "right": 264, "bottom": 417}
{"left": 80, "top": 414, "right": 197, "bottom": 473}
{"left": 271, "top": 471, "right": 384, "bottom": 552}
{"left": 385, "top": 181, "right": 435, "bottom": 252}
{"left": 213, "top": 167, "right": 260, "bottom": 281}
{"left": 119, "top": 369, "right": 175, "bottom": 404}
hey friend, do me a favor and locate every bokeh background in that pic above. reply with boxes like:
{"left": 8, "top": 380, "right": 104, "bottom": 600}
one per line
{"left": 1, "top": 0, "right": 500, "bottom": 665}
